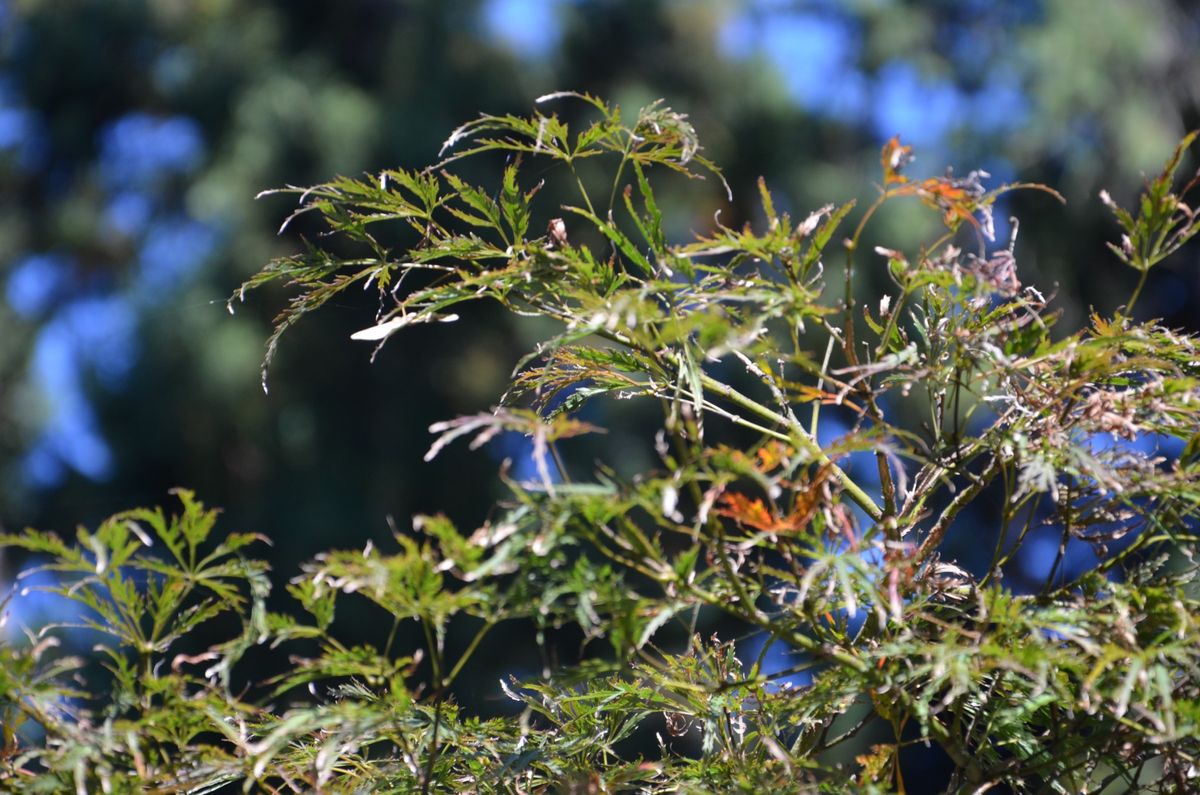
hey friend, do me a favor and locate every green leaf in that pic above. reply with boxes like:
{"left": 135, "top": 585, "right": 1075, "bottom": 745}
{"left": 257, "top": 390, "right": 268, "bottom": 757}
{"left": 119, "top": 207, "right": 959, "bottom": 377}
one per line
{"left": 563, "top": 204, "right": 654, "bottom": 276}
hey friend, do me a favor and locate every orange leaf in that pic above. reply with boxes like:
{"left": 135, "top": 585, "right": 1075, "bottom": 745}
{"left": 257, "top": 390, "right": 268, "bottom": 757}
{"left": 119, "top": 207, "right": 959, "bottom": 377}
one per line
{"left": 892, "top": 175, "right": 984, "bottom": 233}
{"left": 788, "top": 463, "right": 832, "bottom": 531}
{"left": 881, "top": 136, "right": 913, "bottom": 187}
{"left": 713, "top": 492, "right": 779, "bottom": 532}
{"left": 714, "top": 481, "right": 825, "bottom": 534}
{"left": 754, "top": 441, "right": 793, "bottom": 473}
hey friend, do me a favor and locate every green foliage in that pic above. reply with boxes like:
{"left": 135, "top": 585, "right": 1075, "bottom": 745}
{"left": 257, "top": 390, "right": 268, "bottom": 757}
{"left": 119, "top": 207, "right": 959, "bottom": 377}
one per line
{"left": 5, "top": 97, "right": 1200, "bottom": 792}
{"left": 1101, "top": 130, "right": 1200, "bottom": 312}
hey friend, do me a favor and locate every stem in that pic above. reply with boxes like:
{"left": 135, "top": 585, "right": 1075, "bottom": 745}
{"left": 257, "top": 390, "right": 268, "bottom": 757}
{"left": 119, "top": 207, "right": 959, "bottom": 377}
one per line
{"left": 606, "top": 133, "right": 637, "bottom": 213}
{"left": 383, "top": 615, "right": 401, "bottom": 658}
{"left": 981, "top": 477, "right": 1038, "bottom": 588}
{"left": 420, "top": 617, "right": 442, "bottom": 683}
{"left": 714, "top": 519, "right": 760, "bottom": 619}
{"left": 581, "top": 520, "right": 669, "bottom": 581}
{"left": 842, "top": 195, "right": 888, "bottom": 367}
{"left": 875, "top": 450, "right": 897, "bottom": 522}
{"left": 685, "top": 579, "right": 869, "bottom": 674}
{"left": 589, "top": 322, "right": 883, "bottom": 520}
{"left": 693, "top": 396, "right": 792, "bottom": 442}
{"left": 914, "top": 459, "right": 1000, "bottom": 565}
{"left": 811, "top": 334, "right": 836, "bottom": 440}
{"left": 443, "top": 620, "right": 496, "bottom": 688}
{"left": 1125, "top": 268, "right": 1149, "bottom": 315}
{"left": 568, "top": 162, "right": 597, "bottom": 217}
{"left": 420, "top": 699, "right": 443, "bottom": 795}
{"left": 864, "top": 391, "right": 898, "bottom": 522}
{"left": 418, "top": 613, "right": 447, "bottom": 795}
{"left": 898, "top": 442, "right": 990, "bottom": 533}
{"left": 548, "top": 441, "right": 571, "bottom": 484}
{"left": 698, "top": 372, "right": 883, "bottom": 521}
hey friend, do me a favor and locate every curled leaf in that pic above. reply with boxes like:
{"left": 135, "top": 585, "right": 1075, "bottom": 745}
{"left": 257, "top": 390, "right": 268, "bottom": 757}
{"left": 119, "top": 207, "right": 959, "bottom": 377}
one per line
{"left": 350, "top": 312, "right": 459, "bottom": 342}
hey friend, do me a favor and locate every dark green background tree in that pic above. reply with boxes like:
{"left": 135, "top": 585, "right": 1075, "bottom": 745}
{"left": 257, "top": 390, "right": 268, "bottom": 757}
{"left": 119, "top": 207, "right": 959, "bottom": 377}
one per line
{"left": 3, "top": 0, "right": 1198, "bottom": 539}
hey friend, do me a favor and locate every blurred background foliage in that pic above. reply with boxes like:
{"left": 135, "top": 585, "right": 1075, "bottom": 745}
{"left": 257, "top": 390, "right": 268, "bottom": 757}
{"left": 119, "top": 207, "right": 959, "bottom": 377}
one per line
{"left": 1, "top": 0, "right": 1198, "bottom": 696}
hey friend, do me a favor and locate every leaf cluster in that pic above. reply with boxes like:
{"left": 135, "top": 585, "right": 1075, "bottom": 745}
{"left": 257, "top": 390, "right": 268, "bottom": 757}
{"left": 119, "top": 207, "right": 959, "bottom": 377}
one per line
{"left": 4, "top": 97, "right": 1200, "bottom": 792}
